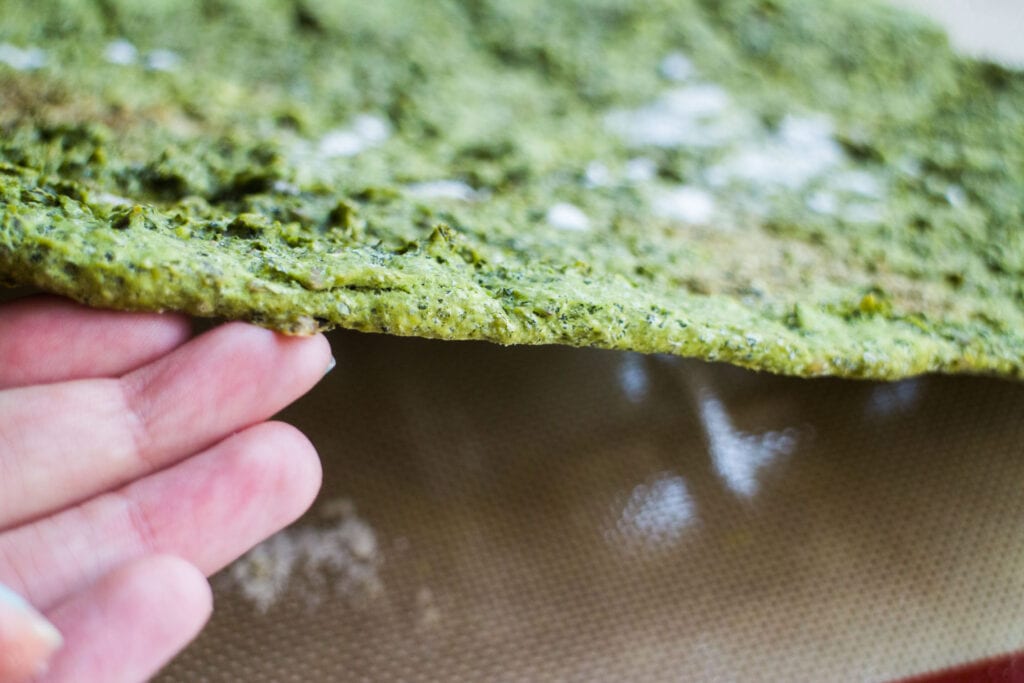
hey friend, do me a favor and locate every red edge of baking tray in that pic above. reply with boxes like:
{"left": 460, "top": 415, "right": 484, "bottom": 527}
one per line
{"left": 897, "top": 652, "right": 1024, "bottom": 683}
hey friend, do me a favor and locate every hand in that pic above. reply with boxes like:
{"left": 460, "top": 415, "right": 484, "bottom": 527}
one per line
{"left": 0, "top": 296, "right": 331, "bottom": 682}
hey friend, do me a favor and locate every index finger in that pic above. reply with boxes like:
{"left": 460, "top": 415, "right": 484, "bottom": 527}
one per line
{"left": 0, "top": 296, "right": 191, "bottom": 390}
{"left": 0, "top": 322, "right": 330, "bottom": 529}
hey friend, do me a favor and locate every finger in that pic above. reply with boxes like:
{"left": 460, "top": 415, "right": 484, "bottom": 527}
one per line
{"left": 0, "top": 421, "right": 321, "bottom": 611}
{"left": 40, "top": 555, "right": 210, "bottom": 683}
{"left": 0, "top": 322, "right": 330, "bottom": 528}
{"left": 0, "top": 582, "right": 63, "bottom": 682}
{"left": 0, "top": 295, "right": 191, "bottom": 390}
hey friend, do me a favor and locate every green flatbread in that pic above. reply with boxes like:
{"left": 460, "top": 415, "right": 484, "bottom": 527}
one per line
{"left": 1, "top": 0, "right": 1022, "bottom": 379}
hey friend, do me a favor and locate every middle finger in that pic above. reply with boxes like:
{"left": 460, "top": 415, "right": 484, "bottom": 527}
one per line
{"left": 0, "top": 420, "right": 321, "bottom": 612}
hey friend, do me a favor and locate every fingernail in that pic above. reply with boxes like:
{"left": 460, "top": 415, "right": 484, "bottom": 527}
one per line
{"left": 0, "top": 582, "right": 31, "bottom": 611}
{"left": 324, "top": 356, "right": 337, "bottom": 376}
{"left": 0, "top": 582, "right": 63, "bottom": 650}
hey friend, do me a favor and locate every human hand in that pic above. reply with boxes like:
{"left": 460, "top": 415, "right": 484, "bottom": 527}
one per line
{"left": 0, "top": 296, "right": 331, "bottom": 682}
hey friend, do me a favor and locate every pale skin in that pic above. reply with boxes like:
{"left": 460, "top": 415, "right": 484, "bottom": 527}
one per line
{"left": 0, "top": 296, "right": 332, "bottom": 682}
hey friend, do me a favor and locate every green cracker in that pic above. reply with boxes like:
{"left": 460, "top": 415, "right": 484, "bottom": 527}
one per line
{"left": 1, "top": 0, "right": 1022, "bottom": 379}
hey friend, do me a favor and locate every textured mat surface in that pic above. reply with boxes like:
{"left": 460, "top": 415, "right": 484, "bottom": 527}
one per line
{"left": 157, "top": 329, "right": 1024, "bottom": 682}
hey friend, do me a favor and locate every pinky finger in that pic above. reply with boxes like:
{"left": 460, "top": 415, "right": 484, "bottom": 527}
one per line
{"left": 40, "top": 555, "right": 211, "bottom": 683}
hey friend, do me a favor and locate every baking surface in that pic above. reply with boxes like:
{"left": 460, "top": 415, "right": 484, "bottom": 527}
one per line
{"left": 155, "top": 1, "right": 1024, "bottom": 680}
{"left": 160, "top": 331, "right": 1024, "bottom": 682}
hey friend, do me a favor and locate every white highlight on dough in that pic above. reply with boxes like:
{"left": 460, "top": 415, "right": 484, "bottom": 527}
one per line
{"left": 145, "top": 49, "right": 182, "bottom": 72}
{"left": 624, "top": 157, "right": 658, "bottom": 184}
{"left": 103, "top": 39, "right": 138, "bottom": 65}
{"left": 844, "top": 203, "right": 884, "bottom": 224}
{"left": 351, "top": 114, "right": 391, "bottom": 145}
{"left": 662, "top": 84, "right": 732, "bottom": 120}
{"left": 945, "top": 185, "right": 968, "bottom": 209}
{"left": 318, "top": 130, "right": 364, "bottom": 158}
{"left": 584, "top": 161, "right": 612, "bottom": 188}
{"left": 584, "top": 158, "right": 660, "bottom": 188}
{"left": 651, "top": 186, "right": 716, "bottom": 224}
{"left": 809, "top": 170, "right": 887, "bottom": 219}
{"left": 271, "top": 180, "right": 301, "bottom": 195}
{"left": 0, "top": 43, "right": 46, "bottom": 71}
{"left": 709, "top": 115, "right": 844, "bottom": 191}
{"left": 91, "top": 192, "right": 133, "bottom": 207}
{"left": 405, "top": 180, "right": 477, "bottom": 201}
{"left": 806, "top": 191, "right": 839, "bottom": 215}
{"left": 604, "top": 65, "right": 891, "bottom": 219}
{"left": 659, "top": 52, "right": 696, "bottom": 82}
{"left": 319, "top": 114, "right": 391, "bottom": 158}
{"left": 546, "top": 202, "right": 591, "bottom": 232}
{"left": 831, "top": 169, "right": 885, "bottom": 199}
{"left": 605, "top": 84, "right": 743, "bottom": 149}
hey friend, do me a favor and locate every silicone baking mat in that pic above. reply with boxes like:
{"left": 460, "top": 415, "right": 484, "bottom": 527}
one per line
{"left": 158, "top": 328, "right": 1024, "bottom": 681}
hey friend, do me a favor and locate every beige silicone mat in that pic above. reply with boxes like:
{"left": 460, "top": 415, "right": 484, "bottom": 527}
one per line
{"left": 156, "top": 329, "right": 1024, "bottom": 682}
{"left": 144, "top": 1, "right": 1022, "bottom": 680}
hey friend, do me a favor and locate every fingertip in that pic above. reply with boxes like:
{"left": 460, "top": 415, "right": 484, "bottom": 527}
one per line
{"left": 199, "top": 322, "right": 332, "bottom": 385}
{"left": 42, "top": 555, "right": 212, "bottom": 683}
{"left": 151, "top": 420, "right": 324, "bottom": 577}
{"left": 269, "top": 327, "right": 333, "bottom": 386}
{"left": 309, "top": 332, "right": 333, "bottom": 372}
{"left": 183, "top": 322, "right": 334, "bottom": 405}
{"left": 129, "top": 555, "right": 213, "bottom": 631}
{"left": 270, "top": 326, "right": 334, "bottom": 381}
{"left": 101, "top": 555, "right": 213, "bottom": 637}
{"left": 238, "top": 421, "right": 324, "bottom": 524}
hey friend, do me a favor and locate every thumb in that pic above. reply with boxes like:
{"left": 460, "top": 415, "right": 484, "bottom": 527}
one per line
{"left": 0, "top": 583, "right": 63, "bottom": 682}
